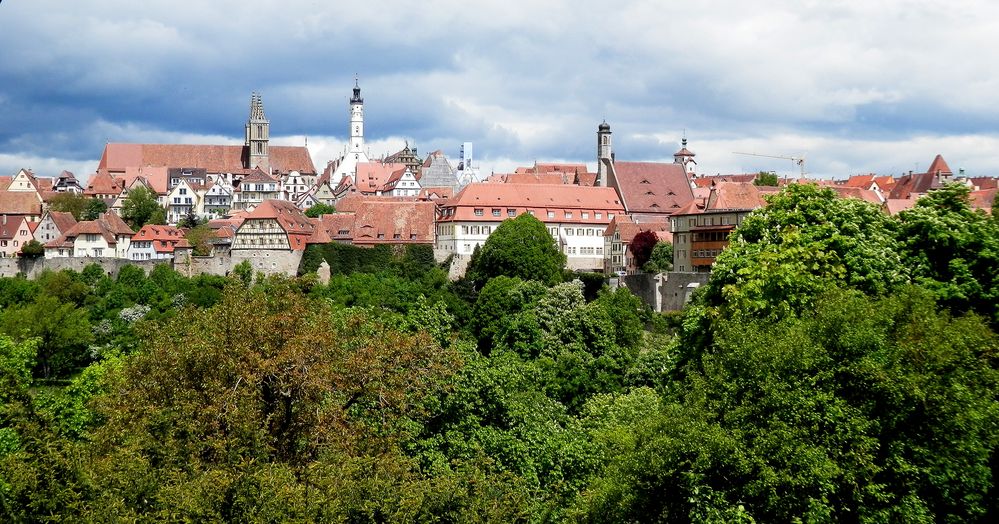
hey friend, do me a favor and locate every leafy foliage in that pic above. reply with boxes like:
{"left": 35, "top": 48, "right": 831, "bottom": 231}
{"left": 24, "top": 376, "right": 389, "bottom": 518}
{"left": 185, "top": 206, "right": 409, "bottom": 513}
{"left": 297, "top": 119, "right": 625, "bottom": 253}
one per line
{"left": 466, "top": 213, "right": 566, "bottom": 286}
{"left": 628, "top": 230, "right": 658, "bottom": 269}
{"left": 304, "top": 202, "right": 336, "bottom": 218}
{"left": 47, "top": 193, "right": 89, "bottom": 220}
{"left": 82, "top": 198, "right": 107, "bottom": 221}
{"left": 19, "top": 240, "right": 44, "bottom": 258}
{"left": 754, "top": 171, "right": 780, "bottom": 186}
{"left": 120, "top": 186, "right": 165, "bottom": 229}
{"left": 643, "top": 241, "right": 673, "bottom": 272}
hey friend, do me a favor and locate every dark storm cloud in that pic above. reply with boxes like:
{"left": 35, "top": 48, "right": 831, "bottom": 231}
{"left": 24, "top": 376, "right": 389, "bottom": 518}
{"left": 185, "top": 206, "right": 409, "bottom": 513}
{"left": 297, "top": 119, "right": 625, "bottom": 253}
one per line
{"left": 2, "top": 0, "right": 999, "bottom": 177}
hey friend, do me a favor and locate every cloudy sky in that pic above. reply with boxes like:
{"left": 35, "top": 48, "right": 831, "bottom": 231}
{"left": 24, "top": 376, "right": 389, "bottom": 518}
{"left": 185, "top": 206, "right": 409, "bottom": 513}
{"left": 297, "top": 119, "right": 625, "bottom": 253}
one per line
{"left": 2, "top": 0, "right": 998, "bottom": 181}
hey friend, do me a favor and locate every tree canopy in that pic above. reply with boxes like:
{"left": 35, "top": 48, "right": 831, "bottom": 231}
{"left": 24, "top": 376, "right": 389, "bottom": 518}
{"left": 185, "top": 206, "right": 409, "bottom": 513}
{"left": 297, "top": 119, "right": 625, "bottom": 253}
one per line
{"left": 82, "top": 198, "right": 108, "bottom": 221}
{"left": 466, "top": 213, "right": 566, "bottom": 286}
{"left": 304, "top": 202, "right": 336, "bottom": 218}
{"left": 120, "top": 186, "right": 165, "bottom": 229}
{"left": 47, "top": 193, "right": 89, "bottom": 220}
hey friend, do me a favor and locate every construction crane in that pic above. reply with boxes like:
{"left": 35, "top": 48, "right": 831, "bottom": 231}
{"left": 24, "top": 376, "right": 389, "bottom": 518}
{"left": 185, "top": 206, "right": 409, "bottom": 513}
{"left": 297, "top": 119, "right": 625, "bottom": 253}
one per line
{"left": 733, "top": 151, "right": 806, "bottom": 177}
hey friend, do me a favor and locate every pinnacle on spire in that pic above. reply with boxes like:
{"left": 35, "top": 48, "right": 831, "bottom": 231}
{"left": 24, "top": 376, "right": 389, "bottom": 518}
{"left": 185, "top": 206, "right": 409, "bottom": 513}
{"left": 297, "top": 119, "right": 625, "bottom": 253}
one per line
{"left": 249, "top": 92, "right": 267, "bottom": 121}
{"left": 351, "top": 77, "right": 363, "bottom": 104}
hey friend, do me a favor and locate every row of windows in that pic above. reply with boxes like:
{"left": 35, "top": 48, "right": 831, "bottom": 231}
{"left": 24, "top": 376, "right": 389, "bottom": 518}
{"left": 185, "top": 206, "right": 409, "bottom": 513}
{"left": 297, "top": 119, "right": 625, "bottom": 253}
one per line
{"left": 565, "top": 246, "right": 604, "bottom": 255}
{"left": 692, "top": 231, "right": 730, "bottom": 242}
{"left": 692, "top": 249, "right": 722, "bottom": 258}
{"left": 463, "top": 208, "right": 613, "bottom": 220}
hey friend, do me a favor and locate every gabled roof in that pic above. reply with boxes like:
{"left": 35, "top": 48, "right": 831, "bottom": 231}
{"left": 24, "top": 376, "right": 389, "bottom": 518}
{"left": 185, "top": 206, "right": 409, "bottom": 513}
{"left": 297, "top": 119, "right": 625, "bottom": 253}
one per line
{"left": 843, "top": 174, "right": 875, "bottom": 188}
{"left": 0, "top": 191, "right": 44, "bottom": 215}
{"left": 884, "top": 198, "right": 917, "bottom": 215}
{"left": 44, "top": 211, "right": 78, "bottom": 234}
{"left": 240, "top": 168, "right": 279, "bottom": 184}
{"left": 120, "top": 166, "right": 170, "bottom": 195}
{"left": 926, "top": 154, "right": 953, "bottom": 176}
{"left": 99, "top": 143, "right": 317, "bottom": 175}
{"left": 603, "top": 214, "right": 672, "bottom": 244}
{"left": 0, "top": 216, "right": 27, "bottom": 240}
{"left": 351, "top": 201, "right": 436, "bottom": 244}
{"left": 830, "top": 186, "right": 883, "bottom": 204}
{"left": 444, "top": 183, "right": 624, "bottom": 222}
{"left": 84, "top": 171, "right": 124, "bottom": 196}
{"left": 969, "top": 188, "right": 996, "bottom": 213}
{"left": 351, "top": 162, "right": 407, "bottom": 193}
{"left": 132, "top": 224, "right": 186, "bottom": 253}
{"left": 612, "top": 161, "right": 694, "bottom": 214}
{"left": 706, "top": 182, "right": 767, "bottom": 210}
{"left": 46, "top": 211, "right": 134, "bottom": 248}
{"left": 692, "top": 174, "right": 758, "bottom": 188}
{"left": 240, "top": 199, "right": 315, "bottom": 250}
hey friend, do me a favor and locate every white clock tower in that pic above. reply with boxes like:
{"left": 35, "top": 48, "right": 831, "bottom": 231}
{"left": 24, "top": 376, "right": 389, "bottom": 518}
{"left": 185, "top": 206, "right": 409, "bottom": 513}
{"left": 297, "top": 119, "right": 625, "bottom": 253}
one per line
{"left": 331, "top": 78, "right": 371, "bottom": 184}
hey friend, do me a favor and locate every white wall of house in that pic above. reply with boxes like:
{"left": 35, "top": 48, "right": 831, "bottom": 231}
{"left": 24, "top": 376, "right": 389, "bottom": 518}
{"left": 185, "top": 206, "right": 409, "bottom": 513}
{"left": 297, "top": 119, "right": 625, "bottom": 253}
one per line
{"left": 127, "top": 240, "right": 172, "bottom": 260}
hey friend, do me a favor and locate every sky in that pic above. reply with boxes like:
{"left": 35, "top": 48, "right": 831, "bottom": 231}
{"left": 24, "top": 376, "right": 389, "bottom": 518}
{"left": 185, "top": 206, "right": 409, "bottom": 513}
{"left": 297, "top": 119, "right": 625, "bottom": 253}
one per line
{"left": 2, "top": 0, "right": 999, "bottom": 181}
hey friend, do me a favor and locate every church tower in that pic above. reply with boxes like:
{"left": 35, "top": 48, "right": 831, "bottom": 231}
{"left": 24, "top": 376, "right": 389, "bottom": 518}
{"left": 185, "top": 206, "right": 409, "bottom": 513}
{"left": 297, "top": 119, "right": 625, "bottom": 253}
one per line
{"left": 673, "top": 137, "right": 696, "bottom": 174}
{"left": 597, "top": 121, "right": 613, "bottom": 187}
{"left": 349, "top": 79, "right": 365, "bottom": 155}
{"left": 245, "top": 92, "right": 270, "bottom": 171}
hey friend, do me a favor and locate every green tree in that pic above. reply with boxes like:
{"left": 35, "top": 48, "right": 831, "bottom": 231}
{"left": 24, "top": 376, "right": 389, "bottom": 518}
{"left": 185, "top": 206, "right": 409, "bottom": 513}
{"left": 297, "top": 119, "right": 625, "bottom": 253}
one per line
{"left": 47, "top": 193, "right": 89, "bottom": 220}
{"left": 304, "top": 202, "right": 336, "bottom": 218}
{"left": 703, "top": 183, "right": 904, "bottom": 318}
{"left": 82, "top": 198, "right": 107, "bottom": 221}
{"left": 754, "top": 171, "right": 780, "bottom": 186}
{"left": 178, "top": 211, "right": 203, "bottom": 229}
{"left": 466, "top": 213, "right": 565, "bottom": 286}
{"left": 120, "top": 186, "right": 164, "bottom": 229}
{"left": 19, "top": 240, "right": 44, "bottom": 258}
{"left": 896, "top": 183, "right": 999, "bottom": 324}
{"left": 643, "top": 241, "right": 673, "bottom": 272}
{"left": 579, "top": 288, "right": 999, "bottom": 522}
{"left": 184, "top": 224, "right": 216, "bottom": 256}
{"left": 0, "top": 295, "right": 92, "bottom": 379}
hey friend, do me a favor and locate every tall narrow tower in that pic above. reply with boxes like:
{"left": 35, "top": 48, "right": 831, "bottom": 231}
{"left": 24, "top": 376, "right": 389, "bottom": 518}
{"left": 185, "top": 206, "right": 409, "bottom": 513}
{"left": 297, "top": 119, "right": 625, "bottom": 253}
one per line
{"left": 597, "top": 121, "right": 612, "bottom": 187}
{"left": 245, "top": 92, "right": 270, "bottom": 171}
{"left": 349, "top": 79, "right": 364, "bottom": 155}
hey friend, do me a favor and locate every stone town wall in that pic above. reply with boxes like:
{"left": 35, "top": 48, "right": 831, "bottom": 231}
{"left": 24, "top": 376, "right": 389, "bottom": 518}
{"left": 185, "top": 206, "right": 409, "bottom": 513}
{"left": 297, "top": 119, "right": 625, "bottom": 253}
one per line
{"left": 621, "top": 271, "right": 710, "bottom": 312}
{"left": 0, "top": 257, "right": 163, "bottom": 279}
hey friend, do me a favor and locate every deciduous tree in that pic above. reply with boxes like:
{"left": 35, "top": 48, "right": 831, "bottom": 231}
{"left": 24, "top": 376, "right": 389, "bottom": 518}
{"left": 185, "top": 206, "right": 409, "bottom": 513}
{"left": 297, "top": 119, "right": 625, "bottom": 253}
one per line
{"left": 466, "top": 213, "right": 565, "bottom": 286}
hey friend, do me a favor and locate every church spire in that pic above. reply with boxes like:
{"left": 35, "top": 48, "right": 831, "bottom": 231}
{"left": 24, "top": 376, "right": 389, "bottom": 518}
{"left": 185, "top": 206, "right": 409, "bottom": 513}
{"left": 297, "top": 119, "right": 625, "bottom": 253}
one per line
{"left": 351, "top": 76, "right": 363, "bottom": 105}
{"left": 246, "top": 92, "right": 270, "bottom": 171}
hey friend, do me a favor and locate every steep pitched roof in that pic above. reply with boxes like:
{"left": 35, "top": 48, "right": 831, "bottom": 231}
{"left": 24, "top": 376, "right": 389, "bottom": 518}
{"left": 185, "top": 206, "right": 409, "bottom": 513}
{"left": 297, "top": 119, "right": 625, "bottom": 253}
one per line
{"left": 47, "top": 211, "right": 134, "bottom": 248}
{"left": 706, "top": 182, "right": 767, "bottom": 210}
{"left": 84, "top": 171, "right": 124, "bottom": 196}
{"left": 603, "top": 214, "right": 672, "bottom": 244}
{"left": 351, "top": 162, "right": 407, "bottom": 193}
{"left": 830, "top": 186, "right": 883, "bottom": 204}
{"left": 132, "top": 224, "right": 186, "bottom": 253}
{"left": 926, "top": 154, "right": 953, "bottom": 176}
{"left": 0, "top": 191, "right": 44, "bottom": 215}
{"left": 351, "top": 201, "right": 436, "bottom": 244}
{"left": 969, "top": 188, "right": 996, "bottom": 213}
{"left": 98, "top": 143, "right": 317, "bottom": 175}
{"left": 120, "top": 166, "right": 170, "bottom": 194}
{"left": 884, "top": 198, "right": 917, "bottom": 215}
{"left": 241, "top": 199, "right": 316, "bottom": 250}
{"left": 46, "top": 211, "right": 78, "bottom": 233}
{"left": 612, "top": 161, "right": 695, "bottom": 214}
{"left": 843, "top": 174, "right": 875, "bottom": 188}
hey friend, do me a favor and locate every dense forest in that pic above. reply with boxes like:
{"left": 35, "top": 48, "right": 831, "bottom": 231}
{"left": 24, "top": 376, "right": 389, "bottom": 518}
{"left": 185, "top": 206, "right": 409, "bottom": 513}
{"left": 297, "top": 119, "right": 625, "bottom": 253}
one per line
{"left": 1, "top": 183, "right": 997, "bottom": 522}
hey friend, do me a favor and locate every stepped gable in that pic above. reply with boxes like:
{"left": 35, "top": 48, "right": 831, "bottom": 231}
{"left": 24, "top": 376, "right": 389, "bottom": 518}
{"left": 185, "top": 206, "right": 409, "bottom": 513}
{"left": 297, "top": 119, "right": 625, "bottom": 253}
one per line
{"left": 612, "top": 161, "right": 694, "bottom": 214}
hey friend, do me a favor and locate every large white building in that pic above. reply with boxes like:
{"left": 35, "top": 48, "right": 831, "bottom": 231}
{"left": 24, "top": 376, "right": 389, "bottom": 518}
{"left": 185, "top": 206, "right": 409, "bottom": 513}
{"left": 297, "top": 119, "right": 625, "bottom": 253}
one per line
{"left": 436, "top": 183, "right": 625, "bottom": 272}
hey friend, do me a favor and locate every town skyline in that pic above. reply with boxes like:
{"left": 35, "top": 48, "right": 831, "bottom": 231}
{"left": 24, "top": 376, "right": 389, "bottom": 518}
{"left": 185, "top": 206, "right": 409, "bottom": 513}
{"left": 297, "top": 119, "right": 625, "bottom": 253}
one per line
{"left": 3, "top": 0, "right": 999, "bottom": 180}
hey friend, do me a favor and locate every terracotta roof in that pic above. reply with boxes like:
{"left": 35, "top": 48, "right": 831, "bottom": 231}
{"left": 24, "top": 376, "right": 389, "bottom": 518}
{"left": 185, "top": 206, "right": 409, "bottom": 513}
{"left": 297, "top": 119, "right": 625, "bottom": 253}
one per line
{"left": 239, "top": 199, "right": 315, "bottom": 251}
{"left": 0, "top": 191, "right": 44, "bottom": 215}
{"left": 926, "top": 154, "right": 953, "bottom": 176}
{"left": 706, "top": 182, "right": 768, "bottom": 210}
{"left": 873, "top": 175, "right": 896, "bottom": 190}
{"left": 350, "top": 162, "right": 407, "bottom": 193}
{"left": 969, "top": 188, "right": 996, "bottom": 213}
{"left": 603, "top": 214, "right": 672, "bottom": 244}
{"left": 970, "top": 177, "right": 998, "bottom": 190}
{"left": 84, "top": 171, "right": 124, "bottom": 196}
{"left": 884, "top": 199, "right": 917, "bottom": 215}
{"left": 692, "top": 174, "right": 758, "bottom": 188}
{"left": 441, "top": 183, "right": 624, "bottom": 223}
{"left": 830, "top": 186, "right": 883, "bottom": 204}
{"left": 132, "top": 224, "right": 186, "bottom": 253}
{"left": 418, "top": 186, "right": 454, "bottom": 201}
{"left": 120, "top": 166, "right": 170, "bottom": 195}
{"left": 0, "top": 216, "right": 24, "bottom": 240}
{"left": 335, "top": 194, "right": 416, "bottom": 213}
{"left": 46, "top": 211, "right": 78, "bottom": 234}
{"left": 612, "top": 161, "right": 694, "bottom": 214}
{"left": 351, "top": 201, "right": 436, "bottom": 245}
{"left": 313, "top": 213, "right": 356, "bottom": 243}
{"left": 240, "top": 168, "right": 279, "bottom": 184}
{"left": 843, "top": 174, "right": 875, "bottom": 188}
{"left": 98, "top": 143, "right": 317, "bottom": 175}
{"left": 47, "top": 211, "right": 134, "bottom": 248}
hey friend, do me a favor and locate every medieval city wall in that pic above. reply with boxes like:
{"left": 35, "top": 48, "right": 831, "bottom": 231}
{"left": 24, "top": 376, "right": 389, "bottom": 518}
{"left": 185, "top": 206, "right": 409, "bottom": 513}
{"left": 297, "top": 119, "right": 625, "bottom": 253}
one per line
{"left": 621, "top": 271, "right": 710, "bottom": 312}
{"left": 0, "top": 257, "right": 162, "bottom": 279}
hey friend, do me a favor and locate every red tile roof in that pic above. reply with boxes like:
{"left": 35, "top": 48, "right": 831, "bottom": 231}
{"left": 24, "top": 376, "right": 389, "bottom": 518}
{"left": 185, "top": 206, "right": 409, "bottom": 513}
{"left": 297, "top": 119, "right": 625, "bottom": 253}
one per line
{"left": 46, "top": 211, "right": 134, "bottom": 248}
{"left": 884, "top": 198, "right": 917, "bottom": 215}
{"left": 0, "top": 191, "right": 43, "bottom": 216}
{"left": 239, "top": 200, "right": 316, "bottom": 251}
{"left": 692, "top": 174, "right": 758, "bottom": 188}
{"left": 441, "top": 183, "right": 624, "bottom": 223}
{"left": 120, "top": 166, "right": 170, "bottom": 195}
{"left": 45, "top": 211, "right": 78, "bottom": 234}
{"left": 98, "top": 143, "right": 316, "bottom": 175}
{"left": 612, "top": 161, "right": 694, "bottom": 215}
{"left": 926, "top": 154, "right": 953, "bottom": 176}
{"left": 349, "top": 162, "right": 407, "bottom": 193}
{"left": 830, "top": 186, "right": 883, "bottom": 205}
{"left": 352, "top": 201, "right": 436, "bottom": 245}
{"left": 132, "top": 224, "right": 186, "bottom": 253}
{"left": 706, "top": 182, "right": 768, "bottom": 210}
{"left": 843, "top": 174, "right": 875, "bottom": 188}
{"left": 84, "top": 171, "right": 124, "bottom": 196}
{"left": 970, "top": 188, "right": 996, "bottom": 213}
{"left": 970, "top": 177, "right": 998, "bottom": 190}
{"left": 603, "top": 214, "right": 672, "bottom": 244}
